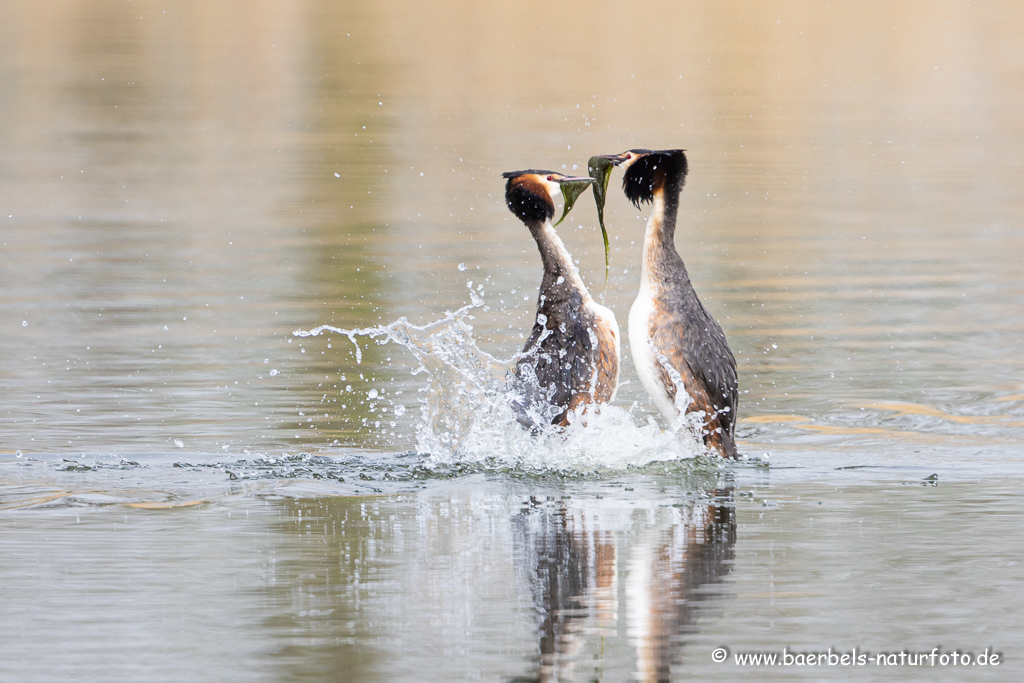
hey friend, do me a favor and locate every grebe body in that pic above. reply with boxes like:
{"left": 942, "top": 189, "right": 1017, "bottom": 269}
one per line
{"left": 599, "top": 150, "right": 738, "bottom": 457}
{"left": 503, "top": 170, "right": 620, "bottom": 427}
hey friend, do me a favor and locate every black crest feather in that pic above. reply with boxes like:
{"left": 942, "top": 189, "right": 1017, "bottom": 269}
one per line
{"left": 622, "top": 150, "right": 688, "bottom": 208}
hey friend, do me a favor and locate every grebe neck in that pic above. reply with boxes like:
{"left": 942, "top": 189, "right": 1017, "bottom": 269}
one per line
{"left": 529, "top": 219, "right": 587, "bottom": 295}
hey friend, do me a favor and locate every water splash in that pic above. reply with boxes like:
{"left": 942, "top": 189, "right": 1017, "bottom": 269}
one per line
{"left": 295, "top": 305, "right": 704, "bottom": 473}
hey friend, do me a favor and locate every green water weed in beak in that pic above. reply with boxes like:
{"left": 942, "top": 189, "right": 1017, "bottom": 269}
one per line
{"left": 553, "top": 177, "right": 594, "bottom": 228}
{"left": 587, "top": 156, "right": 616, "bottom": 282}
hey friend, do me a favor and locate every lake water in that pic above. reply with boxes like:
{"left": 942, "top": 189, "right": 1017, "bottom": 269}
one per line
{"left": 1, "top": 1, "right": 1023, "bottom": 680}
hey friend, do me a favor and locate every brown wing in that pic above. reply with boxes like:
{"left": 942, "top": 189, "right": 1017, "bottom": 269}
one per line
{"left": 516, "top": 297, "right": 619, "bottom": 427}
{"left": 648, "top": 297, "right": 738, "bottom": 458}
{"left": 589, "top": 313, "right": 620, "bottom": 405}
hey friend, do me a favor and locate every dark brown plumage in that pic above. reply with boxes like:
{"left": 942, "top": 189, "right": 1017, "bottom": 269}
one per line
{"left": 610, "top": 150, "right": 739, "bottom": 457}
{"left": 503, "top": 170, "right": 620, "bottom": 427}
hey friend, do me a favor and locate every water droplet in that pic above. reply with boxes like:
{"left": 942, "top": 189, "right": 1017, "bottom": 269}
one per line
{"left": 21, "top": 320, "right": 27, "bottom": 327}
{"left": 174, "top": 439, "right": 184, "bottom": 448}
{"left": 393, "top": 404, "right": 406, "bottom": 417}
{"left": 458, "top": 263, "right": 467, "bottom": 271}
{"left": 368, "top": 388, "right": 379, "bottom": 399}
{"left": 772, "top": 343, "right": 778, "bottom": 349}
{"left": 269, "top": 369, "right": 279, "bottom": 376}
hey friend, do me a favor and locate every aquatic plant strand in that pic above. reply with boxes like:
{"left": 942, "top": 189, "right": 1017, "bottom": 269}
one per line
{"left": 587, "top": 155, "right": 616, "bottom": 283}
{"left": 553, "top": 177, "right": 594, "bottom": 227}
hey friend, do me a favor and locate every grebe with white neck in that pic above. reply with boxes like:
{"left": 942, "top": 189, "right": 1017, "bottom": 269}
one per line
{"left": 502, "top": 170, "right": 620, "bottom": 428}
{"left": 593, "top": 150, "right": 738, "bottom": 457}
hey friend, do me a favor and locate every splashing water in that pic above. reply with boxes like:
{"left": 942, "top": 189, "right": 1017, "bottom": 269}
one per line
{"left": 295, "top": 304, "right": 705, "bottom": 473}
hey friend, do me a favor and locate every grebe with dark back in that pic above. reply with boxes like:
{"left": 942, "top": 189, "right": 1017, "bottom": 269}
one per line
{"left": 502, "top": 170, "right": 620, "bottom": 427}
{"left": 594, "top": 150, "right": 738, "bottom": 457}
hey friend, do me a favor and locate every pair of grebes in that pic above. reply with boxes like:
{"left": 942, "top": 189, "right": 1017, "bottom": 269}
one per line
{"left": 504, "top": 149, "right": 738, "bottom": 458}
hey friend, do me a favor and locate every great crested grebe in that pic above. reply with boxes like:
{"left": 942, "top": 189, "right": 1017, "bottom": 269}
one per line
{"left": 502, "top": 169, "right": 620, "bottom": 427}
{"left": 594, "top": 149, "right": 738, "bottom": 457}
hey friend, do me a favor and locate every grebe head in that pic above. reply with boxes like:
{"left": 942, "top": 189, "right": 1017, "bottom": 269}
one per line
{"left": 502, "top": 170, "right": 594, "bottom": 224}
{"left": 608, "top": 149, "right": 688, "bottom": 208}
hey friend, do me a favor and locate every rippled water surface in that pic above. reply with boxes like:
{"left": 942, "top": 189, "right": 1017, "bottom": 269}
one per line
{"left": 2, "top": 1, "right": 1023, "bottom": 680}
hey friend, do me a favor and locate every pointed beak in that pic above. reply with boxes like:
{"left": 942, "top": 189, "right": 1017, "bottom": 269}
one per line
{"left": 592, "top": 152, "right": 630, "bottom": 167}
{"left": 553, "top": 174, "right": 596, "bottom": 186}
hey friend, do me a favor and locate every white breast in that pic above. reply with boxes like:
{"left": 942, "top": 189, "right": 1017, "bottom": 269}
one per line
{"left": 629, "top": 285, "right": 677, "bottom": 421}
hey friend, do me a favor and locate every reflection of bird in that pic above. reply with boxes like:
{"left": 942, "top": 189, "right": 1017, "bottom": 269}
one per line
{"left": 513, "top": 489, "right": 736, "bottom": 682}
{"left": 628, "top": 490, "right": 736, "bottom": 680}
{"left": 601, "top": 150, "right": 738, "bottom": 457}
{"left": 503, "top": 170, "right": 620, "bottom": 427}
{"left": 513, "top": 500, "right": 599, "bottom": 682}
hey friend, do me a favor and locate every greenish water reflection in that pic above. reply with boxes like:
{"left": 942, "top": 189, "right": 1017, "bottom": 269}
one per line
{"left": 3, "top": 472, "right": 1022, "bottom": 682}
{"left": 3, "top": 0, "right": 1022, "bottom": 455}
{"left": 2, "top": 2, "right": 1024, "bottom": 680}
{"left": 262, "top": 478, "right": 734, "bottom": 682}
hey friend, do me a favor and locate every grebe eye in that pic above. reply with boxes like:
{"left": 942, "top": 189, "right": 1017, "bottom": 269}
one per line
{"left": 546, "top": 175, "right": 554, "bottom": 181}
